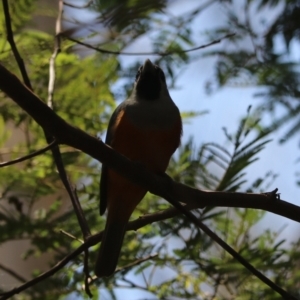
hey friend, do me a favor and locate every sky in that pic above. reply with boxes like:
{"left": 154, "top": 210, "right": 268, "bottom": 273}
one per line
{"left": 65, "top": 0, "right": 300, "bottom": 299}
{"left": 113, "top": 0, "right": 300, "bottom": 239}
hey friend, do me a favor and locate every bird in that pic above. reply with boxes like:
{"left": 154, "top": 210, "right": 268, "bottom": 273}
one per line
{"left": 95, "top": 59, "right": 182, "bottom": 277}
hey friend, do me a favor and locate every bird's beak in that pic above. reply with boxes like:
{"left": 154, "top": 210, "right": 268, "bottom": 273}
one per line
{"left": 141, "top": 59, "right": 156, "bottom": 76}
{"left": 135, "top": 59, "right": 161, "bottom": 99}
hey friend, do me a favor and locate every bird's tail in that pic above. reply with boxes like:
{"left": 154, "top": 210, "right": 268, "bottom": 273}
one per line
{"left": 95, "top": 221, "right": 127, "bottom": 277}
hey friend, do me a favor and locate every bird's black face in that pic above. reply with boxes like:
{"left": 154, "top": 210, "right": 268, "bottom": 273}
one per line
{"left": 135, "top": 60, "right": 166, "bottom": 101}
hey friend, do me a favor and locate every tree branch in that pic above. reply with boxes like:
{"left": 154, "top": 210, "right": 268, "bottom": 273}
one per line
{"left": 89, "top": 254, "right": 158, "bottom": 285}
{"left": 0, "top": 69, "right": 298, "bottom": 223}
{"left": 62, "top": 33, "right": 235, "bottom": 56}
{"left": 2, "top": 0, "right": 32, "bottom": 90}
{"left": 0, "top": 63, "right": 299, "bottom": 299}
{"left": 0, "top": 140, "right": 57, "bottom": 167}
{"left": 0, "top": 262, "right": 27, "bottom": 284}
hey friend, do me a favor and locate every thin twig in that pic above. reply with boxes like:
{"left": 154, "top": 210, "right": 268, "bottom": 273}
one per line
{"left": 83, "top": 250, "right": 92, "bottom": 298}
{"left": 180, "top": 34, "right": 236, "bottom": 53}
{"left": 0, "top": 235, "right": 98, "bottom": 300}
{"left": 88, "top": 254, "right": 158, "bottom": 290}
{"left": 2, "top": 0, "right": 32, "bottom": 90}
{"left": 0, "top": 262, "right": 27, "bottom": 283}
{"left": 0, "top": 140, "right": 57, "bottom": 167}
{"left": 55, "top": 155, "right": 92, "bottom": 236}
{"left": 47, "top": 0, "right": 91, "bottom": 240}
{"left": 47, "top": 0, "right": 63, "bottom": 108}
{"left": 60, "top": 229, "right": 84, "bottom": 244}
{"left": 63, "top": 33, "right": 235, "bottom": 56}
{"left": 115, "top": 254, "right": 158, "bottom": 273}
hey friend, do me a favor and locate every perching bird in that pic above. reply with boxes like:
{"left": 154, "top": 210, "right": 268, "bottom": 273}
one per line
{"left": 95, "top": 59, "right": 182, "bottom": 277}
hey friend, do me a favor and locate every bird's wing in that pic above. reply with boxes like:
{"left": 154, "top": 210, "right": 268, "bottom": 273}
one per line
{"left": 99, "top": 102, "right": 127, "bottom": 215}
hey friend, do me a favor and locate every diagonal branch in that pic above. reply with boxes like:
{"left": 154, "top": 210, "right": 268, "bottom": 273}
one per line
{"left": 0, "top": 64, "right": 299, "bottom": 222}
{"left": 0, "top": 63, "right": 299, "bottom": 299}
{"left": 2, "top": 0, "right": 32, "bottom": 90}
{"left": 156, "top": 189, "right": 294, "bottom": 299}
{"left": 0, "top": 262, "right": 27, "bottom": 284}
{"left": 0, "top": 64, "right": 300, "bottom": 220}
{"left": 0, "top": 140, "right": 57, "bottom": 167}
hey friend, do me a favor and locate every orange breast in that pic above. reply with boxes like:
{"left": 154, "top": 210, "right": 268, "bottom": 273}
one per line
{"left": 111, "top": 109, "right": 182, "bottom": 172}
{"left": 106, "top": 108, "right": 181, "bottom": 219}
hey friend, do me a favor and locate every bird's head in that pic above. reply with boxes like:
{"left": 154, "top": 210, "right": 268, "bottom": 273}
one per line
{"left": 134, "top": 59, "right": 169, "bottom": 101}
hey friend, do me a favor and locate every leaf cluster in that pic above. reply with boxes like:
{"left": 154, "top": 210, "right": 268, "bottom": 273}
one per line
{"left": 204, "top": 0, "right": 300, "bottom": 142}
